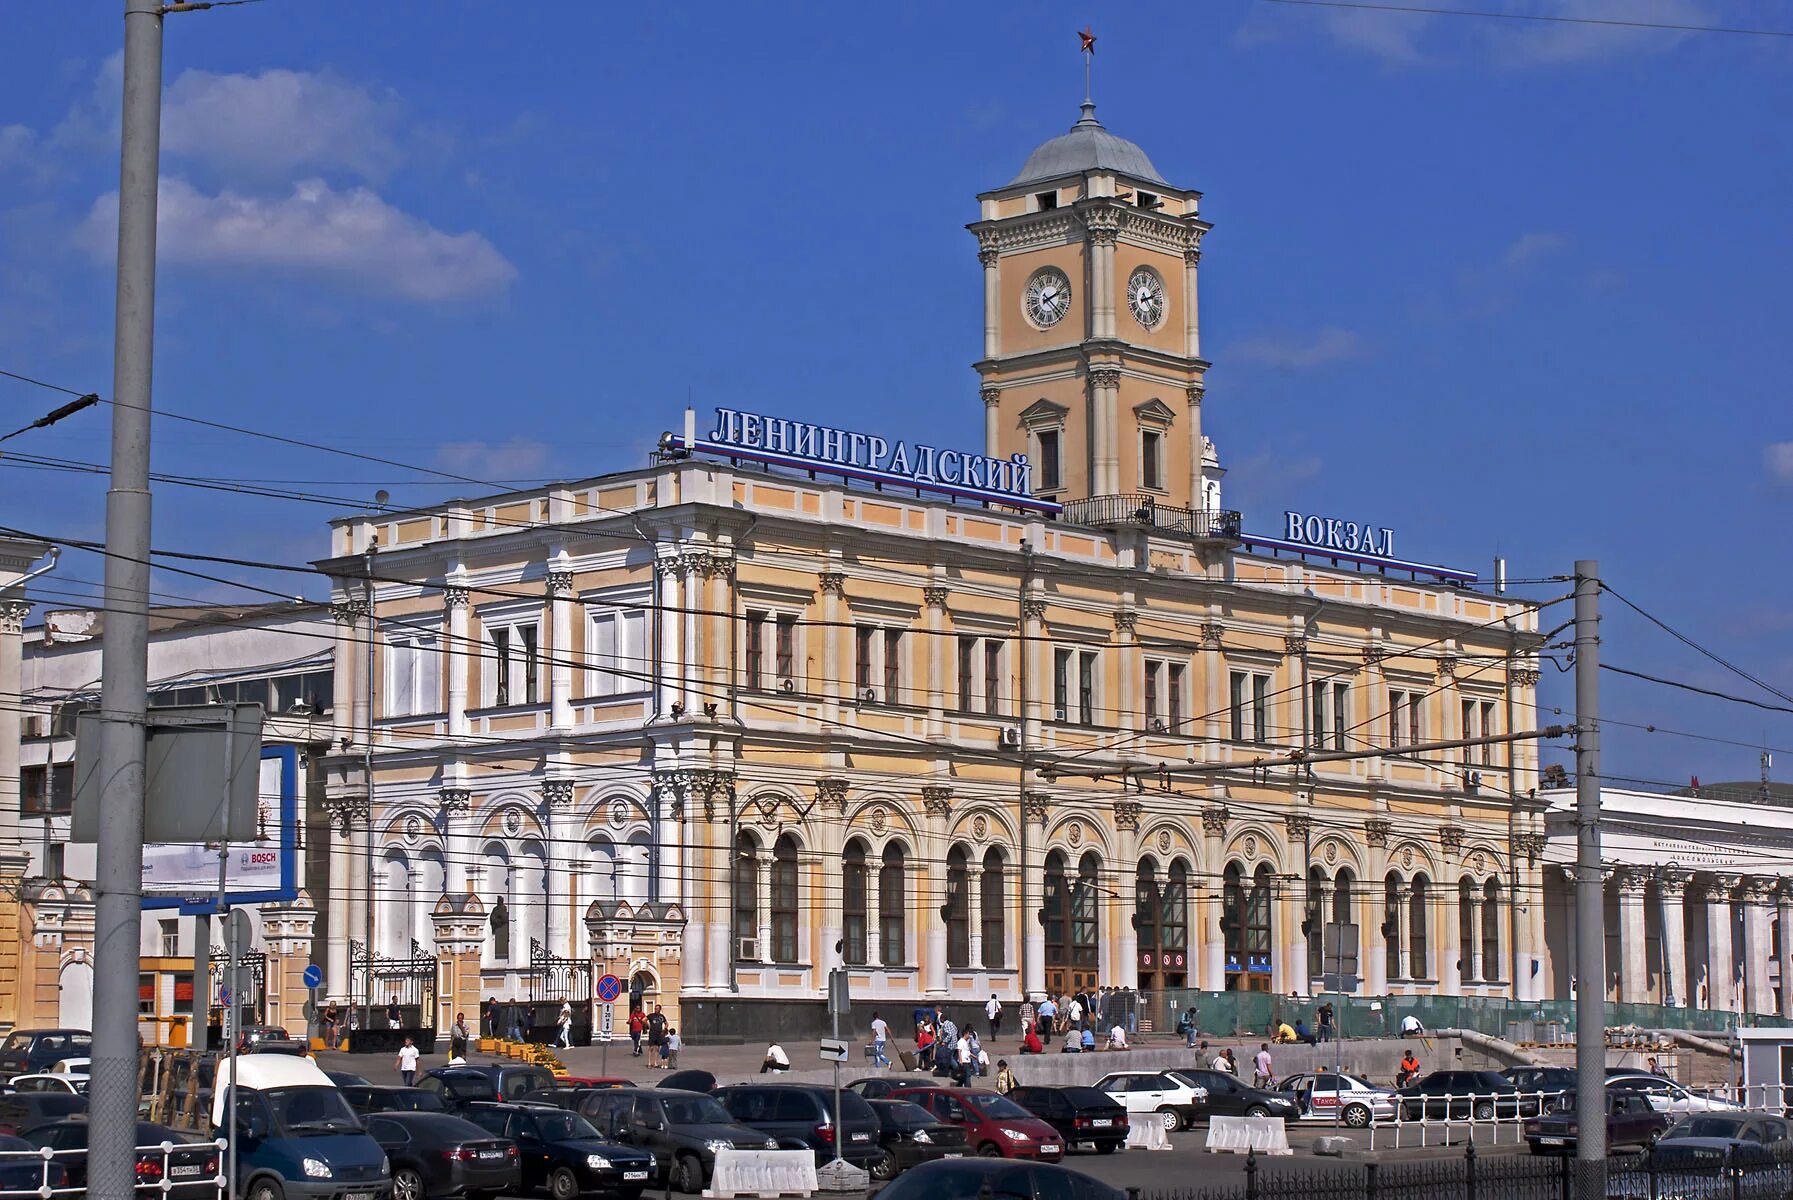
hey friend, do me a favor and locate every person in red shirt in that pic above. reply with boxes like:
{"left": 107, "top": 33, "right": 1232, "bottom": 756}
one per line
{"left": 916, "top": 1023, "right": 936, "bottom": 1070}
{"left": 1020, "top": 1026, "right": 1044, "bottom": 1055}
{"left": 628, "top": 1008, "right": 647, "bottom": 1057}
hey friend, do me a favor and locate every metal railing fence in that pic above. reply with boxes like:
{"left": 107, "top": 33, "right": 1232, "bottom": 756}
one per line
{"left": 0, "top": 1138, "right": 227, "bottom": 1198}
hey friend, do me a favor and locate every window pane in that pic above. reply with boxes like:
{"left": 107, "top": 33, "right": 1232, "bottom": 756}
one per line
{"left": 957, "top": 638, "right": 975, "bottom": 713}
{"left": 980, "top": 851, "right": 1005, "bottom": 970}
{"left": 884, "top": 630, "right": 900, "bottom": 702}
{"left": 984, "top": 641, "right": 1002, "bottom": 716}
{"left": 879, "top": 845, "right": 905, "bottom": 967}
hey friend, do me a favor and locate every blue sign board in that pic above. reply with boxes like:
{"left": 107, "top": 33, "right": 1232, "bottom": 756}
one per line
{"left": 303, "top": 964, "right": 323, "bottom": 990}
{"left": 596, "top": 974, "right": 623, "bottom": 1003}
{"left": 669, "top": 407, "right": 1060, "bottom": 516}
{"left": 1238, "top": 509, "right": 1476, "bottom": 585}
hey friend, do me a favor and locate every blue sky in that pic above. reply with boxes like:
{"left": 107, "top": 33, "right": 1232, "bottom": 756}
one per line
{"left": 1, "top": 0, "right": 1789, "bottom": 791}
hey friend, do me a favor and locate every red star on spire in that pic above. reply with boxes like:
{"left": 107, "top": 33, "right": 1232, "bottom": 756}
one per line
{"left": 1079, "top": 26, "right": 1097, "bottom": 54}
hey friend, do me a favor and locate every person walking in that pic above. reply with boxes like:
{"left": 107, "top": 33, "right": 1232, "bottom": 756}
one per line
{"left": 481, "top": 997, "right": 497, "bottom": 1040}
{"left": 663, "top": 1027, "right": 680, "bottom": 1071}
{"left": 322, "top": 1001, "right": 341, "bottom": 1051}
{"left": 628, "top": 1008, "right": 646, "bottom": 1057}
{"left": 994, "top": 1059, "right": 1019, "bottom": 1095}
{"left": 760, "top": 1043, "right": 791, "bottom": 1073}
{"left": 449, "top": 1012, "right": 470, "bottom": 1060}
{"left": 986, "top": 994, "right": 1003, "bottom": 1038}
{"left": 556, "top": 1001, "right": 573, "bottom": 1049}
{"left": 509, "top": 1000, "right": 527, "bottom": 1044}
{"left": 870, "top": 1011, "right": 891, "bottom": 1068}
{"left": 647, "top": 1005, "right": 667, "bottom": 1060}
{"left": 395, "top": 1037, "right": 421, "bottom": 1087}
{"left": 1254, "top": 1043, "right": 1275, "bottom": 1089}
{"left": 387, "top": 995, "right": 403, "bottom": 1030}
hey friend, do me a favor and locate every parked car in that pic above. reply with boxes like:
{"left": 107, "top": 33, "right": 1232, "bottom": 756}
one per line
{"left": 0, "top": 1093, "right": 85, "bottom": 1135}
{"left": 214, "top": 1054, "right": 390, "bottom": 1200}
{"left": 420, "top": 1065, "right": 559, "bottom": 1106}
{"left": 557, "top": 1078, "right": 634, "bottom": 1090}
{"left": 846, "top": 1077, "right": 916, "bottom": 1101}
{"left": 364, "top": 1112, "right": 520, "bottom": 1200}
{"left": 22, "top": 1119, "right": 218, "bottom": 1200}
{"left": 46, "top": 1058, "right": 90, "bottom": 1079}
{"left": 889, "top": 1087, "right": 1066, "bottom": 1162}
{"left": 1608, "top": 1072, "right": 1746, "bottom": 1115}
{"left": 463, "top": 1101, "right": 656, "bottom": 1199}
{"left": 341, "top": 1086, "right": 448, "bottom": 1116}
{"left": 1278, "top": 1072, "right": 1398, "bottom": 1128}
{"left": 713, "top": 1084, "right": 884, "bottom": 1169}
{"left": 1165, "top": 1070, "right": 1299, "bottom": 1121}
{"left": 1397, "top": 1070, "right": 1533, "bottom": 1120}
{"left": 871, "top": 1156, "right": 1124, "bottom": 1200}
{"left": 1502, "top": 1066, "right": 1578, "bottom": 1113}
{"left": 1524, "top": 1089, "right": 1669, "bottom": 1154}
{"left": 235, "top": 1026, "right": 291, "bottom": 1054}
{"left": 0, "top": 1134, "right": 70, "bottom": 1193}
{"left": 325, "top": 1071, "right": 372, "bottom": 1088}
{"left": 1649, "top": 1113, "right": 1793, "bottom": 1169}
{"left": 656, "top": 1070, "right": 715, "bottom": 1095}
{"left": 1007, "top": 1086, "right": 1128, "bottom": 1153}
{"left": 1094, "top": 1071, "right": 1207, "bottom": 1132}
{"left": 517, "top": 1086, "right": 633, "bottom": 1113}
{"left": 0, "top": 1031, "right": 90, "bottom": 1078}
{"left": 9, "top": 1074, "right": 84, "bottom": 1095}
{"left": 866, "top": 1098, "right": 968, "bottom": 1181}
{"left": 579, "top": 1088, "right": 779, "bottom": 1194}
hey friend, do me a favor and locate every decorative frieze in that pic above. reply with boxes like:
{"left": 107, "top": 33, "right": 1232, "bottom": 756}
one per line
{"left": 1285, "top": 813, "right": 1312, "bottom": 839}
{"left": 922, "top": 786, "right": 953, "bottom": 820}
{"left": 325, "top": 796, "right": 368, "bottom": 835}
{"left": 1113, "top": 610, "right": 1138, "bottom": 635}
{"left": 817, "top": 571, "right": 847, "bottom": 597}
{"left": 1511, "top": 666, "right": 1541, "bottom": 688}
{"left": 330, "top": 598, "right": 369, "bottom": 625}
{"left": 1201, "top": 805, "right": 1229, "bottom": 837}
{"left": 1022, "top": 791, "right": 1051, "bottom": 826}
{"left": 1438, "top": 824, "right": 1466, "bottom": 855}
{"left": 1022, "top": 598, "right": 1048, "bottom": 623}
{"left": 1113, "top": 800, "right": 1143, "bottom": 833}
{"left": 1365, "top": 818, "right": 1392, "bottom": 849}
{"left": 540, "top": 779, "right": 575, "bottom": 806}
{"left": 442, "top": 587, "right": 469, "bottom": 611}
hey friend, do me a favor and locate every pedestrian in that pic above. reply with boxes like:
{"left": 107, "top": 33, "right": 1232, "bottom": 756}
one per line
{"left": 1254, "top": 1043, "right": 1275, "bottom": 1089}
{"left": 509, "top": 999, "right": 527, "bottom": 1044}
{"left": 1067, "top": 994, "right": 1084, "bottom": 1031}
{"left": 986, "top": 994, "right": 1003, "bottom": 1038}
{"left": 387, "top": 995, "right": 403, "bottom": 1031}
{"left": 450, "top": 1012, "right": 470, "bottom": 1060}
{"left": 1107, "top": 1024, "right": 1130, "bottom": 1051}
{"left": 870, "top": 1011, "right": 891, "bottom": 1068}
{"left": 760, "top": 1043, "right": 791, "bottom": 1073}
{"left": 481, "top": 996, "right": 497, "bottom": 1040}
{"left": 395, "top": 1037, "right": 420, "bottom": 1087}
{"left": 556, "top": 1001, "right": 573, "bottom": 1049}
{"left": 1397, "top": 1047, "right": 1420, "bottom": 1087}
{"left": 322, "top": 1001, "right": 341, "bottom": 1051}
{"left": 647, "top": 1005, "right": 668, "bottom": 1060}
{"left": 1036, "top": 996, "right": 1057, "bottom": 1037}
{"left": 1018, "top": 999, "right": 1035, "bottom": 1037}
{"left": 1317, "top": 1002, "right": 1335, "bottom": 1043}
{"left": 955, "top": 1031, "right": 973, "bottom": 1086}
{"left": 628, "top": 1008, "right": 646, "bottom": 1057}
{"left": 995, "top": 1059, "right": 1019, "bottom": 1095}
{"left": 664, "top": 1027, "right": 680, "bottom": 1071}
{"left": 966, "top": 1028, "right": 984, "bottom": 1076}
{"left": 1212, "top": 1047, "right": 1234, "bottom": 1074}
{"left": 1020, "top": 1026, "right": 1043, "bottom": 1055}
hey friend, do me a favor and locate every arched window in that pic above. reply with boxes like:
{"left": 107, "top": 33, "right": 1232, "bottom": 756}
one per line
{"left": 842, "top": 840, "right": 868, "bottom": 966}
{"left": 1044, "top": 851, "right": 1070, "bottom": 973}
{"left": 1326, "top": 869, "right": 1356, "bottom": 986}
{"left": 945, "top": 846, "right": 970, "bottom": 969}
{"left": 771, "top": 835, "right": 800, "bottom": 963}
{"left": 1136, "top": 859, "right": 1161, "bottom": 957}
{"left": 1305, "top": 867, "right": 1328, "bottom": 980}
{"left": 1073, "top": 852, "right": 1101, "bottom": 969}
{"left": 1248, "top": 864, "right": 1275, "bottom": 976}
{"left": 1222, "top": 862, "right": 1246, "bottom": 979}
{"left": 587, "top": 835, "right": 619, "bottom": 904}
{"left": 980, "top": 848, "right": 1006, "bottom": 970}
{"left": 417, "top": 849, "right": 446, "bottom": 951}
{"left": 482, "top": 842, "right": 511, "bottom": 963}
{"left": 1384, "top": 873, "right": 1404, "bottom": 980}
{"left": 381, "top": 851, "right": 412, "bottom": 957}
{"left": 1409, "top": 874, "right": 1430, "bottom": 978}
{"left": 1162, "top": 860, "right": 1189, "bottom": 957}
{"left": 1459, "top": 877, "right": 1477, "bottom": 981}
{"left": 622, "top": 831, "right": 650, "bottom": 904}
{"left": 518, "top": 840, "right": 548, "bottom": 955}
{"left": 734, "top": 832, "right": 760, "bottom": 960}
{"left": 1482, "top": 879, "right": 1502, "bottom": 982}
{"left": 879, "top": 843, "right": 906, "bottom": 967}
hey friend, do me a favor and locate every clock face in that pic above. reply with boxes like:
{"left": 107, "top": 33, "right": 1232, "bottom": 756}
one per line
{"left": 1024, "top": 268, "right": 1072, "bottom": 329}
{"left": 1128, "top": 268, "right": 1167, "bottom": 330}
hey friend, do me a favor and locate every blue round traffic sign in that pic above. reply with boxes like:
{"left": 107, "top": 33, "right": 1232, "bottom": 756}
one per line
{"left": 596, "top": 973, "right": 622, "bottom": 1003}
{"left": 303, "top": 964, "right": 324, "bottom": 989}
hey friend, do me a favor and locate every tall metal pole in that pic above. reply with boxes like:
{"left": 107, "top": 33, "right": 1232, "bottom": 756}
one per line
{"left": 362, "top": 547, "right": 376, "bottom": 1033}
{"left": 1573, "top": 561, "right": 1605, "bottom": 1197}
{"left": 92, "top": 3, "right": 162, "bottom": 1198}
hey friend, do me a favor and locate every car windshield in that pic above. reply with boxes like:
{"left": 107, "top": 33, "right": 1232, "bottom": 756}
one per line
{"left": 1062, "top": 1088, "right": 1116, "bottom": 1107}
{"left": 662, "top": 1096, "right": 734, "bottom": 1125}
{"left": 534, "top": 1112, "right": 602, "bottom": 1141}
{"left": 877, "top": 1101, "right": 936, "bottom": 1128}
{"left": 266, "top": 1087, "right": 362, "bottom": 1135}
{"left": 0, "top": 1035, "right": 28, "bottom": 1053}
{"left": 1669, "top": 1117, "right": 1749, "bottom": 1140}
{"left": 962, "top": 1094, "right": 1031, "bottom": 1121}
{"left": 393, "top": 1091, "right": 444, "bottom": 1112}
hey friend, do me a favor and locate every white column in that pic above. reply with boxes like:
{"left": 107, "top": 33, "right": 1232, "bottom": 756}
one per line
{"left": 1706, "top": 876, "right": 1738, "bottom": 1012}
{"left": 1365, "top": 824, "right": 1391, "bottom": 995}
{"left": 1183, "top": 239, "right": 1203, "bottom": 359}
{"left": 706, "top": 784, "right": 733, "bottom": 992}
{"left": 326, "top": 808, "right": 354, "bottom": 1004}
{"left": 1742, "top": 878, "right": 1773, "bottom": 1016}
{"left": 980, "top": 246, "right": 1000, "bottom": 363}
{"left": 1116, "top": 609, "right": 1138, "bottom": 734}
{"left": 1021, "top": 592, "right": 1048, "bottom": 1001}
{"left": 682, "top": 556, "right": 702, "bottom": 710}
{"left": 982, "top": 385, "right": 1001, "bottom": 461}
{"left": 1200, "top": 811, "right": 1226, "bottom": 991}
{"left": 655, "top": 553, "right": 682, "bottom": 719}
{"left": 819, "top": 569, "right": 843, "bottom": 723}
{"left": 755, "top": 850, "right": 773, "bottom": 962}
{"left": 1440, "top": 884, "right": 1462, "bottom": 996}
{"left": 1186, "top": 385, "right": 1205, "bottom": 516}
{"left": 1659, "top": 872, "right": 1689, "bottom": 1007}
{"left": 1089, "top": 221, "right": 1116, "bottom": 340}
{"left": 967, "top": 864, "right": 985, "bottom": 974}
{"left": 1617, "top": 869, "right": 1648, "bottom": 1002}
{"left": 543, "top": 783, "right": 571, "bottom": 957}
{"left": 548, "top": 567, "right": 573, "bottom": 730}
{"left": 923, "top": 788, "right": 951, "bottom": 998}
{"left": 1116, "top": 807, "right": 1140, "bottom": 991}
{"left": 1778, "top": 885, "right": 1793, "bottom": 1016}
{"left": 0, "top": 599, "right": 30, "bottom": 861}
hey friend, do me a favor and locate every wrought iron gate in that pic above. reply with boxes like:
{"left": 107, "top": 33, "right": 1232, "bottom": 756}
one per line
{"left": 350, "top": 940, "right": 439, "bottom": 1034}
{"left": 208, "top": 950, "right": 267, "bottom": 1022}
{"left": 526, "top": 938, "right": 593, "bottom": 1045}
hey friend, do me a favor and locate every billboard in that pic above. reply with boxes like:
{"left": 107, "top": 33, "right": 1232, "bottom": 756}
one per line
{"left": 141, "top": 745, "right": 299, "bottom": 913}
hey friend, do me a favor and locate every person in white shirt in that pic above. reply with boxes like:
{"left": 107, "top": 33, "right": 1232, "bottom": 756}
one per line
{"left": 1400, "top": 1014, "right": 1426, "bottom": 1037}
{"left": 955, "top": 1033, "right": 973, "bottom": 1086}
{"left": 869, "top": 1013, "right": 892, "bottom": 1068}
{"left": 760, "top": 1043, "right": 790, "bottom": 1073}
{"left": 1107, "top": 1024, "right": 1129, "bottom": 1051}
{"left": 1253, "top": 1044, "right": 1274, "bottom": 1088}
{"left": 394, "top": 1038, "right": 421, "bottom": 1086}
{"left": 1063, "top": 1027, "right": 1083, "bottom": 1054}
{"left": 985, "top": 995, "right": 1003, "bottom": 1037}
{"left": 1068, "top": 998, "right": 1083, "bottom": 1028}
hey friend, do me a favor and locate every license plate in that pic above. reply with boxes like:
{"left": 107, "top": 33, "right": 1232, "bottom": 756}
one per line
{"left": 169, "top": 1166, "right": 202, "bottom": 1178}
{"left": 1041, "top": 1146, "right": 1061, "bottom": 1155}
{"left": 944, "top": 1153, "right": 962, "bottom": 1159}
{"left": 1092, "top": 1119, "right": 1112, "bottom": 1128}
{"left": 624, "top": 1172, "right": 648, "bottom": 1182}
{"left": 850, "top": 1132, "right": 870, "bottom": 1142}
{"left": 345, "top": 1193, "right": 374, "bottom": 1200}
{"left": 478, "top": 1151, "right": 505, "bottom": 1160}
{"left": 1540, "top": 1137, "right": 1565, "bottom": 1146}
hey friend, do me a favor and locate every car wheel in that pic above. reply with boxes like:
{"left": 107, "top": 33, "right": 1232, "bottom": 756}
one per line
{"left": 869, "top": 1152, "right": 897, "bottom": 1182}
{"left": 1647, "top": 1129, "right": 1663, "bottom": 1148}
{"left": 978, "top": 1143, "right": 1004, "bottom": 1158}
{"left": 1343, "top": 1104, "right": 1371, "bottom": 1129}
{"left": 1244, "top": 1105, "right": 1269, "bottom": 1119}
{"left": 672, "top": 1154, "right": 705, "bottom": 1194}
{"left": 392, "top": 1168, "right": 425, "bottom": 1200}
{"left": 549, "top": 1166, "right": 581, "bottom": 1200}
{"left": 1096, "top": 1141, "right": 1119, "bottom": 1155}
{"left": 1473, "top": 1102, "right": 1495, "bottom": 1121}
{"left": 246, "top": 1179, "right": 283, "bottom": 1200}
{"left": 1158, "top": 1107, "right": 1182, "bottom": 1132}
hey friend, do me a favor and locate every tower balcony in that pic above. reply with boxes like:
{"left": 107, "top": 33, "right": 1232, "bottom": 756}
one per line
{"left": 1059, "top": 494, "right": 1241, "bottom": 542}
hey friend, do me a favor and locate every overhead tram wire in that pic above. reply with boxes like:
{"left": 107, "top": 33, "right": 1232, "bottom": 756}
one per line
{"left": 1602, "top": 583, "right": 1793, "bottom": 710}
{"left": 1256, "top": 0, "right": 1793, "bottom": 39}
{"left": 1602, "top": 664, "right": 1793, "bottom": 717}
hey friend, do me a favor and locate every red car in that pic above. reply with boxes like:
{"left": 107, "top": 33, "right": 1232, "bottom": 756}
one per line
{"left": 891, "top": 1087, "right": 1066, "bottom": 1162}
{"left": 556, "top": 1076, "right": 633, "bottom": 1088}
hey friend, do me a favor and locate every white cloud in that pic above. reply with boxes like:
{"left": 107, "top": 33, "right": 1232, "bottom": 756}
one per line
{"left": 1228, "top": 326, "right": 1365, "bottom": 369}
{"left": 76, "top": 177, "right": 517, "bottom": 303}
{"left": 435, "top": 439, "right": 554, "bottom": 479}
{"left": 161, "top": 67, "right": 403, "bottom": 181}
{"left": 1503, "top": 231, "right": 1566, "bottom": 268}
{"left": 1766, "top": 442, "right": 1793, "bottom": 486}
{"left": 1482, "top": 0, "right": 1712, "bottom": 66}
{"left": 0, "top": 125, "right": 37, "bottom": 171}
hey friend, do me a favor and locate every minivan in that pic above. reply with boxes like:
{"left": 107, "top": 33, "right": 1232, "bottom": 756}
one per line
{"left": 712, "top": 1084, "right": 883, "bottom": 1168}
{"left": 215, "top": 1054, "right": 391, "bottom": 1200}
{"left": 0, "top": 1030, "right": 90, "bottom": 1078}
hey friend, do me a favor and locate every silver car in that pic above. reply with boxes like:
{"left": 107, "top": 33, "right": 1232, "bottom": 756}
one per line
{"left": 1279, "top": 1071, "right": 1397, "bottom": 1127}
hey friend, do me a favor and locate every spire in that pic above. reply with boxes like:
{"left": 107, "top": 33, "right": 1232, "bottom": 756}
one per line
{"left": 1079, "top": 25, "right": 1097, "bottom": 109}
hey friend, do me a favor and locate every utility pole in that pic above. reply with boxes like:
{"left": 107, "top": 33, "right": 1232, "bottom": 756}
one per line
{"left": 1573, "top": 561, "right": 1605, "bottom": 1199}
{"left": 92, "top": 3, "right": 162, "bottom": 1198}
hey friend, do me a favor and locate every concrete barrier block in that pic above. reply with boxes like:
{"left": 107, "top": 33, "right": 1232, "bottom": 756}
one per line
{"left": 1206, "top": 1115, "right": 1293, "bottom": 1156}
{"left": 704, "top": 1148, "right": 819, "bottom": 1198}
{"left": 1126, "top": 1121, "right": 1172, "bottom": 1150}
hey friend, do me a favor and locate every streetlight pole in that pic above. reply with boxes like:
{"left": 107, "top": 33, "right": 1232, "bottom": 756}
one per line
{"left": 1572, "top": 561, "right": 1606, "bottom": 1199}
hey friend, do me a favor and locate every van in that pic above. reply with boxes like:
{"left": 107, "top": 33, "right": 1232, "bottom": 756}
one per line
{"left": 214, "top": 1054, "right": 391, "bottom": 1200}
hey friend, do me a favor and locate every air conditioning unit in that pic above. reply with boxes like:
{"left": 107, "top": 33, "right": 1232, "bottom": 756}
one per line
{"left": 1151, "top": 718, "right": 1168, "bottom": 733}
{"left": 999, "top": 728, "right": 1021, "bottom": 749}
{"left": 1466, "top": 771, "right": 1483, "bottom": 793}
{"left": 1053, "top": 708, "right": 1068, "bottom": 722}
{"left": 779, "top": 678, "right": 796, "bottom": 694}
{"left": 860, "top": 687, "right": 876, "bottom": 704}
{"left": 737, "top": 937, "right": 759, "bottom": 962}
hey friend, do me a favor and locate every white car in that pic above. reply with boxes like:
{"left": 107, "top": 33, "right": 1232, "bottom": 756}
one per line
{"left": 1278, "top": 1071, "right": 1398, "bottom": 1127}
{"left": 47, "top": 1058, "right": 89, "bottom": 1078}
{"left": 9, "top": 1073, "right": 85, "bottom": 1095}
{"left": 1609, "top": 1073, "right": 1744, "bottom": 1114}
{"left": 1094, "top": 1070, "right": 1209, "bottom": 1132}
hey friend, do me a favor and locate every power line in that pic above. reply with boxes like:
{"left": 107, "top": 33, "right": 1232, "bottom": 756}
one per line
{"left": 1603, "top": 663, "right": 1793, "bottom": 716}
{"left": 1258, "top": 0, "right": 1793, "bottom": 39}
{"left": 1603, "top": 583, "right": 1793, "bottom": 710}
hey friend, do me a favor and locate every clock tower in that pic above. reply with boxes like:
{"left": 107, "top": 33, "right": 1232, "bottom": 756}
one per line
{"left": 970, "top": 97, "right": 1220, "bottom": 521}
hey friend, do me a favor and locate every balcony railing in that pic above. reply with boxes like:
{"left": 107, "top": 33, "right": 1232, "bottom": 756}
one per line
{"left": 1058, "top": 494, "right": 1242, "bottom": 541}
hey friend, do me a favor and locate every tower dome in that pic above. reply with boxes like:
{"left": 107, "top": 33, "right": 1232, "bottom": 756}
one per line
{"left": 1007, "top": 101, "right": 1168, "bottom": 189}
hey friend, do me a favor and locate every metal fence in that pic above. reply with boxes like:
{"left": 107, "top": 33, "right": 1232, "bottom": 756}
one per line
{"left": 0, "top": 1137, "right": 228, "bottom": 1198}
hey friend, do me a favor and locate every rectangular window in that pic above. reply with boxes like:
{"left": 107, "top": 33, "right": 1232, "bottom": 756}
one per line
{"left": 957, "top": 637, "right": 976, "bottom": 713}
{"left": 1409, "top": 692, "right": 1423, "bottom": 746}
{"left": 1249, "top": 673, "right": 1271, "bottom": 744}
{"left": 1035, "top": 190, "right": 1059, "bottom": 212}
{"left": 775, "top": 615, "right": 797, "bottom": 682}
{"left": 588, "top": 609, "right": 649, "bottom": 697}
{"left": 855, "top": 626, "right": 875, "bottom": 696}
{"left": 745, "top": 610, "right": 766, "bottom": 689}
{"left": 1389, "top": 689, "right": 1421, "bottom": 748}
{"left": 1141, "top": 429, "right": 1163, "bottom": 491}
{"left": 159, "top": 919, "right": 178, "bottom": 957}
{"left": 1482, "top": 701, "right": 1498, "bottom": 766}
{"left": 883, "top": 629, "right": 902, "bottom": 703}
{"left": 1335, "top": 683, "right": 1348, "bottom": 753}
{"left": 1312, "top": 681, "right": 1349, "bottom": 751}
{"left": 1230, "top": 671, "right": 1247, "bottom": 742}
{"left": 1168, "top": 663, "right": 1184, "bottom": 731}
{"left": 1054, "top": 648, "right": 1072, "bottom": 720}
{"left": 983, "top": 641, "right": 1002, "bottom": 716}
{"left": 1078, "top": 650, "right": 1098, "bottom": 726}
{"left": 21, "top": 765, "right": 48, "bottom": 816}
{"left": 1038, "top": 430, "right": 1062, "bottom": 492}
{"left": 482, "top": 617, "right": 540, "bottom": 708}
{"left": 385, "top": 636, "right": 441, "bottom": 718}
{"left": 138, "top": 973, "right": 156, "bottom": 1018}
{"left": 1144, "top": 660, "right": 1161, "bottom": 728}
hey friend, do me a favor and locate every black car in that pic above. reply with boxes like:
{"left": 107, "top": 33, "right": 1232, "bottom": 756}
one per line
{"left": 847, "top": 1077, "right": 917, "bottom": 1101}
{"left": 713, "top": 1084, "right": 884, "bottom": 1168}
{"left": 0, "top": 1134, "right": 70, "bottom": 1193}
{"left": 519, "top": 1087, "right": 631, "bottom": 1112}
{"left": 1398, "top": 1070, "right": 1533, "bottom": 1120}
{"left": 342, "top": 1086, "right": 448, "bottom": 1116}
{"left": 1007, "top": 1086, "right": 1129, "bottom": 1154}
{"left": 1167, "top": 1070, "right": 1300, "bottom": 1120}
{"left": 866, "top": 1099, "right": 968, "bottom": 1181}
{"left": 326, "top": 1071, "right": 373, "bottom": 1088}
{"left": 0, "top": 1092, "right": 85, "bottom": 1135}
{"left": 872, "top": 1156, "right": 1124, "bottom": 1200}
{"left": 463, "top": 1102, "right": 656, "bottom": 1199}
{"left": 580, "top": 1088, "right": 780, "bottom": 1194}
{"left": 364, "top": 1111, "right": 521, "bottom": 1200}
{"left": 1522, "top": 1090, "right": 1668, "bottom": 1155}
{"left": 418, "top": 1070, "right": 503, "bottom": 1112}
{"left": 0, "top": 1030, "right": 89, "bottom": 1078}
{"left": 1502, "top": 1066, "right": 1578, "bottom": 1113}
{"left": 22, "top": 1119, "right": 217, "bottom": 1200}
{"left": 421, "top": 1064, "right": 559, "bottom": 1106}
